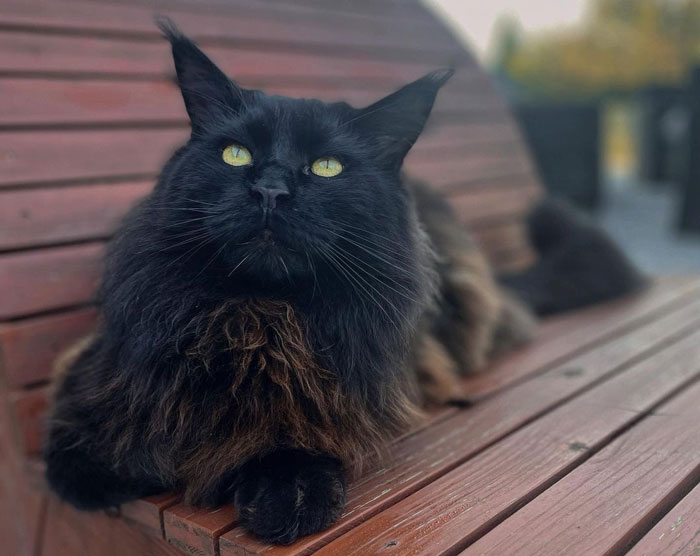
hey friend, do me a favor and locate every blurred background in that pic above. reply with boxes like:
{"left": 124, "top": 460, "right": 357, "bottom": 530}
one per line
{"left": 432, "top": 0, "right": 700, "bottom": 273}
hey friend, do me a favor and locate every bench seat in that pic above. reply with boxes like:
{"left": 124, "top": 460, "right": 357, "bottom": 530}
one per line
{"left": 27, "top": 277, "right": 700, "bottom": 555}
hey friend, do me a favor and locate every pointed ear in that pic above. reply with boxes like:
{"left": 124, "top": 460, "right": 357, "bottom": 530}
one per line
{"left": 353, "top": 69, "right": 453, "bottom": 163}
{"left": 156, "top": 17, "right": 246, "bottom": 133}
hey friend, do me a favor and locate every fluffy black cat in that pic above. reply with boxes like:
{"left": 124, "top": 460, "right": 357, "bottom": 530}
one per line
{"left": 44, "top": 20, "right": 644, "bottom": 544}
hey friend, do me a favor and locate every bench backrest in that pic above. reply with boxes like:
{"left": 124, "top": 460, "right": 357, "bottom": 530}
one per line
{"left": 0, "top": 0, "right": 542, "bottom": 458}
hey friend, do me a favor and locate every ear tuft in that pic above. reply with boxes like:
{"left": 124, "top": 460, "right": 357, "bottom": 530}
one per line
{"left": 154, "top": 14, "right": 183, "bottom": 43}
{"left": 426, "top": 68, "right": 455, "bottom": 87}
{"left": 353, "top": 69, "right": 455, "bottom": 164}
{"left": 155, "top": 16, "right": 246, "bottom": 133}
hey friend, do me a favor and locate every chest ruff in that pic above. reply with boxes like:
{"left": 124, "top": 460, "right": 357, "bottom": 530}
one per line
{"left": 170, "top": 299, "right": 420, "bottom": 500}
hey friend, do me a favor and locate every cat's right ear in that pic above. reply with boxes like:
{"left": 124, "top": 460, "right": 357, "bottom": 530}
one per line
{"left": 156, "top": 17, "right": 245, "bottom": 133}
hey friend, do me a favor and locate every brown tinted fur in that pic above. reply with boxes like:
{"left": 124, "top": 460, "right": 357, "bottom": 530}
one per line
{"left": 52, "top": 184, "right": 534, "bottom": 499}
{"left": 410, "top": 180, "right": 536, "bottom": 404}
{"left": 54, "top": 300, "right": 421, "bottom": 503}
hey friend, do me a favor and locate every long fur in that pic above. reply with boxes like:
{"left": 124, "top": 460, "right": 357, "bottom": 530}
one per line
{"left": 44, "top": 20, "right": 640, "bottom": 544}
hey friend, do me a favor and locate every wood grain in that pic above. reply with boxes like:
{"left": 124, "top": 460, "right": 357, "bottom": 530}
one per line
{"left": 218, "top": 283, "right": 700, "bottom": 556}
{"left": 459, "top": 278, "right": 700, "bottom": 400}
{"left": 0, "top": 243, "right": 103, "bottom": 319}
{"left": 0, "top": 307, "right": 97, "bottom": 387}
{"left": 463, "top": 380, "right": 700, "bottom": 556}
{"left": 312, "top": 327, "right": 700, "bottom": 556}
{"left": 0, "top": 181, "right": 152, "bottom": 250}
{"left": 627, "top": 482, "right": 700, "bottom": 556}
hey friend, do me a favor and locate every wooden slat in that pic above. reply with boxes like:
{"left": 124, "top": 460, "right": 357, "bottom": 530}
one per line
{"left": 163, "top": 504, "right": 238, "bottom": 555}
{"left": 0, "top": 77, "right": 502, "bottom": 128}
{"left": 7, "top": 386, "right": 49, "bottom": 456}
{"left": 0, "top": 129, "right": 182, "bottom": 188}
{"left": 627, "top": 482, "right": 700, "bottom": 556}
{"left": 0, "top": 182, "right": 151, "bottom": 251}
{"left": 448, "top": 181, "right": 541, "bottom": 224}
{"left": 0, "top": 30, "right": 459, "bottom": 81}
{"left": 0, "top": 243, "right": 102, "bottom": 320}
{"left": 0, "top": 123, "right": 524, "bottom": 189}
{"left": 121, "top": 493, "right": 182, "bottom": 538}
{"left": 463, "top": 381, "right": 700, "bottom": 556}
{"left": 0, "top": 308, "right": 96, "bottom": 388}
{"left": 0, "top": 0, "right": 463, "bottom": 60}
{"left": 42, "top": 496, "right": 182, "bottom": 556}
{"left": 87, "top": 0, "right": 433, "bottom": 23}
{"left": 458, "top": 278, "right": 700, "bottom": 400}
{"left": 311, "top": 327, "right": 700, "bottom": 556}
{"left": 217, "top": 283, "right": 700, "bottom": 556}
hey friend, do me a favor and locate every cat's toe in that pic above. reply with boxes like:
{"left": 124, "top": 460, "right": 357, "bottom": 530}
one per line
{"left": 234, "top": 451, "right": 346, "bottom": 544}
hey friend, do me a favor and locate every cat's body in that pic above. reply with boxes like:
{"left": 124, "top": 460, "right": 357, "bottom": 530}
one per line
{"left": 44, "top": 21, "right": 644, "bottom": 544}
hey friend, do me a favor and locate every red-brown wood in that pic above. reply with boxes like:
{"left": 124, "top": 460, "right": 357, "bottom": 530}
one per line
{"left": 0, "top": 308, "right": 97, "bottom": 387}
{"left": 463, "top": 380, "right": 700, "bottom": 556}
{"left": 0, "top": 77, "right": 504, "bottom": 128}
{"left": 163, "top": 504, "right": 238, "bottom": 555}
{"left": 312, "top": 327, "right": 700, "bottom": 556}
{"left": 0, "top": 243, "right": 103, "bottom": 320}
{"left": 218, "top": 284, "right": 700, "bottom": 556}
{"left": 7, "top": 386, "right": 49, "bottom": 456}
{"left": 0, "top": 123, "right": 521, "bottom": 188}
{"left": 0, "top": 182, "right": 152, "bottom": 251}
{"left": 459, "top": 277, "right": 700, "bottom": 400}
{"left": 627, "top": 482, "right": 700, "bottom": 556}
{"left": 0, "top": 0, "right": 463, "bottom": 60}
{"left": 121, "top": 493, "right": 182, "bottom": 538}
{"left": 42, "top": 497, "right": 184, "bottom": 556}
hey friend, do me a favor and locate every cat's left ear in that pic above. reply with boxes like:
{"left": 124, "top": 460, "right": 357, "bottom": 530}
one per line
{"left": 353, "top": 69, "right": 454, "bottom": 163}
{"left": 157, "top": 17, "right": 246, "bottom": 133}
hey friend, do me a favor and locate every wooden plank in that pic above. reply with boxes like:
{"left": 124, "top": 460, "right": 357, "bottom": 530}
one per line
{"left": 0, "top": 0, "right": 463, "bottom": 61}
{"left": 405, "top": 151, "right": 534, "bottom": 190}
{"left": 448, "top": 182, "right": 541, "bottom": 224}
{"left": 311, "top": 327, "right": 700, "bottom": 556}
{"left": 0, "top": 243, "right": 103, "bottom": 319}
{"left": 0, "top": 30, "right": 460, "bottom": 81}
{"left": 0, "top": 307, "right": 97, "bottom": 387}
{"left": 0, "top": 123, "right": 525, "bottom": 189}
{"left": 0, "top": 129, "right": 184, "bottom": 187}
{"left": 218, "top": 283, "right": 700, "bottom": 556}
{"left": 458, "top": 278, "right": 700, "bottom": 400}
{"left": 163, "top": 504, "right": 238, "bottom": 555}
{"left": 0, "top": 181, "right": 151, "bottom": 251}
{"left": 627, "top": 482, "right": 700, "bottom": 556}
{"left": 42, "top": 496, "right": 183, "bottom": 556}
{"left": 7, "top": 386, "right": 49, "bottom": 456}
{"left": 0, "top": 77, "right": 501, "bottom": 128}
{"left": 121, "top": 493, "right": 182, "bottom": 538}
{"left": 0, "top": 388, "right": 46, "bottom": 556}
{"left": 463, "top": 380, "right": 700, "bottom": 556}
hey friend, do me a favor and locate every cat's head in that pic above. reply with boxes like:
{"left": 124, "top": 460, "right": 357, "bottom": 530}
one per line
{"left": 150, "top": 20, "right": 451, "bottom": 296}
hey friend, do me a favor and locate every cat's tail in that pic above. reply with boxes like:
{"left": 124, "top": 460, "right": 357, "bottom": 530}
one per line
{"left": 499, "top": 198, "right": 647, "bottom": 316}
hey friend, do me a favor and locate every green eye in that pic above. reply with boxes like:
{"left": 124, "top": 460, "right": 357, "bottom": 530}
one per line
{"left": 311, "top": 156, "right": 343, "bottom": 178}
{"left": 222, "top": 144, "right": 253, "bottom": 166}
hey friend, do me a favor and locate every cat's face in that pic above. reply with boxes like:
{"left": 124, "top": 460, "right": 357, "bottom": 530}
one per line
{"left": 151, "top": 22, "right": 451, "bottom": 292}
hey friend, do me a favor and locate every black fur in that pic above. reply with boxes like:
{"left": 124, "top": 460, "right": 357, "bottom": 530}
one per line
{"left": 44, "top": 20, "right": 449, "bottom": 543}
{"left": 500, "top": 198, "right": 647, "bottom": 315}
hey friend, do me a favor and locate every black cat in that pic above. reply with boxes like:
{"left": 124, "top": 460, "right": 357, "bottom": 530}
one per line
{"left": 44, "top": 20, "right": 644, "bottom": 544}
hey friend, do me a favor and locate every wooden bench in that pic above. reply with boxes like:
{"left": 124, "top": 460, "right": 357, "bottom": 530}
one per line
{"left": 1, "top": 1, "right": 699, "bottom": 555}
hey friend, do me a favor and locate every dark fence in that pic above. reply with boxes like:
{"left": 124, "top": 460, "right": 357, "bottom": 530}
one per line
{"left": 514, "top": 103, "right": 600, "bottom": 210}
{"left": 680, "top": 68, "right": 700, "bottom": 233}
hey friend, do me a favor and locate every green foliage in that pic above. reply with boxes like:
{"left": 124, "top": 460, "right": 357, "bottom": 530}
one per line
{"left": 492, "top": 0, "right": 700, "bottom": 100}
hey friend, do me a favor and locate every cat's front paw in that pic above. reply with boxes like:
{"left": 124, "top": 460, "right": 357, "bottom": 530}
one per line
{"left": 234, "top": 450, "right": 346, "bottom": 544}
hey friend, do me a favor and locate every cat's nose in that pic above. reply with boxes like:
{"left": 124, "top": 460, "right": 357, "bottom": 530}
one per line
{"left": 250, "top": 185, "right": 290, "bottom": 211}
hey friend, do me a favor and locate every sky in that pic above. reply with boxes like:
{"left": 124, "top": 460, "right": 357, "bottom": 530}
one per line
{"left": 427, "top": 0, "right": 590, "bottom": 60}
